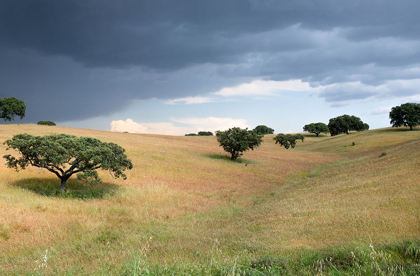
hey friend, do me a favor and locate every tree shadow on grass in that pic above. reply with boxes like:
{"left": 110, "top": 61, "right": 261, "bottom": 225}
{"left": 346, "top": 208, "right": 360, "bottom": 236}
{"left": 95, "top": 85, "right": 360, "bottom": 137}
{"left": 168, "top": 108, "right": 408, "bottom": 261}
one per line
{"left": 10, "top": 178, "right": 119, "bottom": 200}
{"left": 203, "top": 154, "right": 259, "bottom": 164}
{"left": 301, "top": 133, "right": 330, "bottom": 138}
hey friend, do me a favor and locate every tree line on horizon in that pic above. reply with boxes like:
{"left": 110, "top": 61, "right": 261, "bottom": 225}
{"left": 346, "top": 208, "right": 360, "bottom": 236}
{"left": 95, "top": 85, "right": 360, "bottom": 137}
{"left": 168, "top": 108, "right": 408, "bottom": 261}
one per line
{"left": 1, "top": 96, "right": 419, "bottom": 191}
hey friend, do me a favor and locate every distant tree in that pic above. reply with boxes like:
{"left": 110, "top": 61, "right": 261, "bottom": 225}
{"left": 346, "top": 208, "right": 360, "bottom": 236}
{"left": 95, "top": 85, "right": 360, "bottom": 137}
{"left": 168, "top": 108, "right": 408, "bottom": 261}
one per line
{"left": 389, "top": 103, "right": 420, "bottom": 130}
{"left": 303, "top": 122, "right": 329, "bottom": 137}
{"left": 328, "top": 115, "right": 365, "bottom": 136}
{"left": 185, "top": 133, "right": 198, "bottom": 136}
{"left": 216, "top": 127, "right": 263, "bottom": 161}
{"left": 198, "top": 131, "right": 213, "bottom": 136}
{"left": 3, "top": 134, "right": 133, "bottom": 192}
{"left": 363, "top": 123, "right": 370, "bottom": 131}
{"left": 37, "top": 120, "right": 56, "bottom": 126}
{"left": 295, "top": 134, "right": 305, "bottom": 142}
{"left": 0, "top": 97, "right": 26, "bottom": 122}
{"left": 273, "top": 134, "right": 304, "bottom": 149}
{"left": 253, "top": 125, "right": 274, "bottom": 135}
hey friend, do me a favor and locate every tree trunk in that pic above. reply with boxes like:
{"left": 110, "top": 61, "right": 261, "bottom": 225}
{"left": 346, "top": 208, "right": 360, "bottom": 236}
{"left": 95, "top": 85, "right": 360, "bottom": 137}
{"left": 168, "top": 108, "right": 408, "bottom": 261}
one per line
{"left": 60, "top": 175, "right": 71, "bottom": 192}
{"left": 410, "top": 125, "right": 413, "bottom": 130}
{"left": 60, "top": 179, "right": 67, "bottom": 192}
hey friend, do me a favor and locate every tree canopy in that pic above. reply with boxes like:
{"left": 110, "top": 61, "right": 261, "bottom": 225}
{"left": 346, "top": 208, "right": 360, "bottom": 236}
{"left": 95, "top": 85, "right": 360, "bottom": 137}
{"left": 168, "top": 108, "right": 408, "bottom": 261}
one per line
{"left": 185, "top": 131, "right": 213, "bottom": 136}
{"left": 38, "top": 120, "right": 56, "bottom": 126}
{"left": 198, "top": 131, "right": 213, "bottom": 136}
{"left": 328, "top": 115, "right": 366, "bottom": 136}
{"left": 0, "top": 97, "right": 26, "bottom": 122}
{"left": 273, "top": 134, "right": 304, "bottom": 149}
{"left": 363, "top": 123, "right": 370, "bottom": 131}
{"left": 216, "top": 127, "right": 263, "bottom": 161}
{"left": 389, "top": 103, "right": 420, "bottom": 130}
{"left": 253, "top": 125, "right": 274, "bottom": 135}
{"left": 303, "top": 122, "right": 329, "bottom": 137}
{"left": 3, "top": 134, "right": 133, "bottom": 191}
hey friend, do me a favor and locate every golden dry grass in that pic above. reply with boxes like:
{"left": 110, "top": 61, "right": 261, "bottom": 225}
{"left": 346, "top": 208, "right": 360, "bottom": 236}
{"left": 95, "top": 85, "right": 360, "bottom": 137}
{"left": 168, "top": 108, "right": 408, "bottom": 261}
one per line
{"left": 0, "top": 124, "right": 419, "bottom": 274}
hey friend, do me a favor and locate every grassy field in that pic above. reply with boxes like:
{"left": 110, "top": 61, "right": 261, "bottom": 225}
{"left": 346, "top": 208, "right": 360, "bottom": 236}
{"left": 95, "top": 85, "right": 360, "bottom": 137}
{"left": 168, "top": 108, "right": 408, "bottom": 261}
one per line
{"left": 0, "top": 124, "right": 419, "bottom": 275}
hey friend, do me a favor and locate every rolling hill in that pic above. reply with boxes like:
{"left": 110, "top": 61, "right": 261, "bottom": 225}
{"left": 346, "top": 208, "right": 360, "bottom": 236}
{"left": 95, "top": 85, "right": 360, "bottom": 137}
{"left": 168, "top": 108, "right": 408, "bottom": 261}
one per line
{"left": 0, "top": 124, "right": 419, "bottom": 275}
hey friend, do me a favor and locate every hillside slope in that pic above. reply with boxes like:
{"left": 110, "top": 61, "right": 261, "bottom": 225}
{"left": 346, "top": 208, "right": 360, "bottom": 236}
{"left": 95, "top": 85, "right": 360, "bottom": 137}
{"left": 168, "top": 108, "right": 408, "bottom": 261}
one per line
{"left": 0, "top": 125, "right": 418, "bottom": 274}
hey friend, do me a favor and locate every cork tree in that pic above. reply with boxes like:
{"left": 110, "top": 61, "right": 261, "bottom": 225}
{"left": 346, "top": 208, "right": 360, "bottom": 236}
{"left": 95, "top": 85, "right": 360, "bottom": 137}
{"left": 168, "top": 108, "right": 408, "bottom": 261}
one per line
{"left": 216, "top": 127, "right": 263, "bottom": 161}
{"left": 303, "top": 122, "right": 329, "bottom": 137}
{"left": 3, "top": 134, "right": 133, "bottom": 192}
{"left": 0, "top": 97, "right": 26, "bottom": 122}
{"left": 389, "top": 103, "right": 420, "bottom": 130}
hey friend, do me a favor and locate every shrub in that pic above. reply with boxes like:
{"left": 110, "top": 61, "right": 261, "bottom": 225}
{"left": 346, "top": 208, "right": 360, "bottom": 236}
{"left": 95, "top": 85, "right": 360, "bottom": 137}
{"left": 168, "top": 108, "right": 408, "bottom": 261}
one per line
{"left": 274, "top": 134, "right": 304, "bottom": 149}
{"left": 37, "top": 120, "right": 56, "bottom": 126}
{"left": 253, "top": 125, "right": 275, "bottom": 135}
{"left": 198, "top": 131, "right": 213, "bottom": 136}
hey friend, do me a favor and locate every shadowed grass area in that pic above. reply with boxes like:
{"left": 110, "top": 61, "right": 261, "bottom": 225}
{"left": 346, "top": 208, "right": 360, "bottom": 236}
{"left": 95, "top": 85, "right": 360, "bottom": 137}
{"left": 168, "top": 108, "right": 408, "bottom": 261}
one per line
{"left": 11, "top": 178, "right": 119, "bottom": 199}
{"left": 203, "top": 153, "right": 259, "bottom": 164}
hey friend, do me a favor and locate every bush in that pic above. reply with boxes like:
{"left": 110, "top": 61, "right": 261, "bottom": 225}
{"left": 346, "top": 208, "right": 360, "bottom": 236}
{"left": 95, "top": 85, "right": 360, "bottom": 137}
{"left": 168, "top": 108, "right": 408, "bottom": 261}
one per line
{"left": 274, "top": 134, "right": 304, "bottom": 149}
{"left": 37, "top": 120, "right": 56, "bottom": 126}
{"left": 198, "top": 131, "right": 213, "bottom": 136}
{"left": 253, "top": 125, "right": 275, "bottom": 135}
{"left": 185, "top": 131, "right": 213, "bottom": 136}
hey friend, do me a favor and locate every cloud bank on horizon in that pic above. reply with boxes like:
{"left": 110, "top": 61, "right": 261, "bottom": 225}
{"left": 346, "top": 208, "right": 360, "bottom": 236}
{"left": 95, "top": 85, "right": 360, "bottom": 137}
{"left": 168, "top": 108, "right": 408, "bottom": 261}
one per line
{"left": 1, "top": 0, "right": 419, "bottom": 133}
{"left": 110, "top": 117, "right": 249, "bottom": 136}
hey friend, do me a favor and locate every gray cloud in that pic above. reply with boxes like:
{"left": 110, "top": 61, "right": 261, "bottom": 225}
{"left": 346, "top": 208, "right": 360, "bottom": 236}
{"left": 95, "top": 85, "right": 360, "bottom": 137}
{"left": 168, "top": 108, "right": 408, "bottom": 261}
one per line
{"left": 1, "top": 0, "right": 419, "bottom": 122}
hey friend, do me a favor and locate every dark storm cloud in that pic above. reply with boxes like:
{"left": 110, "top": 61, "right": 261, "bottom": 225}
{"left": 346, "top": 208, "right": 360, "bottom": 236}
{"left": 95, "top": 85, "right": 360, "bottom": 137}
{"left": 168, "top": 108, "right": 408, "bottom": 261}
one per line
{"left": 1, "top": 0, "right": 419, "bottom": 69}
{"left": 0, "top": 0, "right": 419, "bottom": 121}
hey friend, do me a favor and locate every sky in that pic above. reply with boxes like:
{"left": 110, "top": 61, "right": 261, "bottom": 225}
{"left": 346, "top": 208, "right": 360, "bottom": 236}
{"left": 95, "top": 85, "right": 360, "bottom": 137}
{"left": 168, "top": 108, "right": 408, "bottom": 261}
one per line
{"left": 1, "top": 0, "right": 419, "bottom": 135}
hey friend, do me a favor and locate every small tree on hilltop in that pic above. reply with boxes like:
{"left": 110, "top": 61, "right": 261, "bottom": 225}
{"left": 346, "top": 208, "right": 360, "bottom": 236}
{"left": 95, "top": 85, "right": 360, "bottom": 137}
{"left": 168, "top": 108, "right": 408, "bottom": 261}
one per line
{"left": 328, "top": 115, "right": 365, "bottom": 136}
{"left": 389, "top": 103, "right": 420, "bottom": 130}
{"left": 216, "top": 127, "right": 263, "bottom": 161}
{"left": 303, "top": 122, "right": 329, "bottom": 137}
{"left": 38, "top": 120, "right": 56, "bottom": 126}
{"left": 3, "top": 134, "right": 133, "bottom": 192}
{"left": 274, "top": 134, "right": 304, "bottom": 149}
{"left": 253, "top": 125, "right": 274, "bottom": 135}
{"left": 363, "top": 123, "right": 370, "bottom": 131}
{"left": 295, "top": 134, "right": 305, "bottom": 142}
{"left": 0, "top": 97, "right": 26, "bottom": 122}
{"left": 198, "top": 131, "right": 213, "bottom": 136}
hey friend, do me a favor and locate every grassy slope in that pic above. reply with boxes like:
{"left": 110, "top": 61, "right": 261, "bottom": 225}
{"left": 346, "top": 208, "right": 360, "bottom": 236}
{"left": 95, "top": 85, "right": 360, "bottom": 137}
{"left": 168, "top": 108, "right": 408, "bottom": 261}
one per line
{"left": 0, "top": 125, "right": 418, "bottom": 274}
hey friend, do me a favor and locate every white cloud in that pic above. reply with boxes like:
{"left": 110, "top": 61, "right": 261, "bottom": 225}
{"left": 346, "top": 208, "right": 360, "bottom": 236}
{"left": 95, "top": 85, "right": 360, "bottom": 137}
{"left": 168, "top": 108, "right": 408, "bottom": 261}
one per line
{"left": 165, "top": 96, "right": 213, "bottom": 105}
{"left": 110, "top": 117, "right": 250, "bottom": 136}
{"left": 110, "top": 118, "right": 148, "bottom": 133}
{"left": 171, "top": 116, "right": 250, "bottom": 132}
{"left": 213, "top": 79, "right": 313, "bottom": 97}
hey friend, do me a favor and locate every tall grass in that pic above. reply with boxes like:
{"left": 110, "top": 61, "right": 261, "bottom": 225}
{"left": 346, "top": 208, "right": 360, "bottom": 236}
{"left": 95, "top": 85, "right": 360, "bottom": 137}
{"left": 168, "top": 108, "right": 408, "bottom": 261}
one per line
{"left": 26, "top": 239, "right": 419, "bottom": 275}
{"left": 0, "top": 125, "right": 419, "bottom": 275}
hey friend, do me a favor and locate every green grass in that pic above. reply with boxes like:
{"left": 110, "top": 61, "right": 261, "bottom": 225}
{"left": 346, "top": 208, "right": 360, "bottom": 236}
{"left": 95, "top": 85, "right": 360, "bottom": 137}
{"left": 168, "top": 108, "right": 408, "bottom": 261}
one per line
{"left": 25, "top": 239, "right": 419, "bottom": 275}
